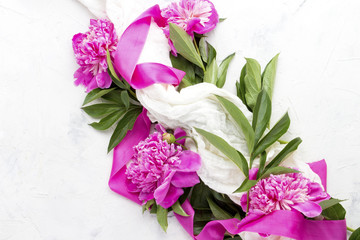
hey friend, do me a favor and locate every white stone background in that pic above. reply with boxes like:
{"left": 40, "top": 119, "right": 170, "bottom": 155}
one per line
{"left": 0, "top": 0, "right": 359, "bottom": 239}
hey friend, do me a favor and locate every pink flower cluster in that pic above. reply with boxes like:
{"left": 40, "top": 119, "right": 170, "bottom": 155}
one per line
{"left": 72, "top": 19, "right": 118, "bottom": 92}
{"left": 241, "top": 172, "right": 330, "bottom": 218}
{"left": 126, "top": 125, "right": 201, "bottom": 208}
{"left": 161, "top": 0, "right": 218, "bottom": 53}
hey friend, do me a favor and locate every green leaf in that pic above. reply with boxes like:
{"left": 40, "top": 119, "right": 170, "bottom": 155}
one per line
{"left": 252, "top": 112, "right": 290, "bottom": 159}
{"left": 207, "top": 42, "right": 217, "bottom": 65}
{"left": 83, "top": 88, "right": 115, "bottom": 106}
{"left": 106, "top": 50, "right": 128, "bottom": 89}
{"left": 203, "top": 59, "right": 218, "bottom": 85}
{"left": 190, "top": 181, "right": 212, "bottom": 210}
{"left": 207, "top": 198, "right": 232, "bottom": 220}
{"left": 215, "top": 95, "right": 254, "bottom": 152}
{"left": 319, "top": 198, "right": 345, "bottom": 211}
{"left": 156, "top": 205, "right": 168, "bottom": 232}
{"left": 252, "top": 90, "right": 272, "bottom": 150}
{"left": 264, "top": 137, "right": 302, "bottom": 171}
{"left": 107, "top": 107, "right": 142, "bottom": 152}
{"left": 101, "top": 89, "right": 123, "bottom": 104}
{"left": 120, "top": 91, "right": 130, "bottom": 110}
{"left": 150, "top": 203, "right": 157, "bottom": 214}
{"left": 233, "top": 212, "right": 242, "bottom": 220}
{"left": 82, "top": 104, "right": 122, "bottom": 118}
{"left": 199, "top": 37, "right": 208, "bottom": 63}
{"left": 172, "top": 201, "right": 189, "bottom": 217}
{"left": 349, "top": 227, "right": 360, "bottom": 240}
{"left": 219, "top": 18, "right": 227, "bottom": 22}
{"left": 89, "top": 110, "right": 124, "bottom": 130}
{"left": 321, "top": 203, "right": 346, "bottom": 220}
{"left": 195, "top": 127, "right": 249, "bottom": 176}
{"left": 257, "top": 151, "right": 267, "bottom": 179}
{"left": 262, "top": 53, "right": 279, "bottom": 100}
{"left": 260, "top": 166, "right": 300, "bottom": 179}
{"left": 142, "top": 199, "right": 155, "bottom": 213}
{"left": 169, "top": 23, "right": 204, "bottom": 70}
{"left": 233, "top": 179, "right": 258, "bottom": 193}
{"left": 236, "top": 65, "right": 247, "bottom": 105}
{"left": 170, "top": 53, "right": 196, "bottom": 85}
{"left": 217, "top": 53, "right": 235, "bottom": 88}
{"left": 244, "top": 58, "right": 262, "bottom": 110}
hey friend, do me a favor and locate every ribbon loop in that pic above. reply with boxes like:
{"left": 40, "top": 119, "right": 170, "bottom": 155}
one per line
{"left": 114, "top": 5, "right": 185, "bottom": 89}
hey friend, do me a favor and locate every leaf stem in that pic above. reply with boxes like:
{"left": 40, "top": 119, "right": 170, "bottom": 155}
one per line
{"left": 128, "top": 89, "right": 137, "bottom": 99}
{"left": 347, "top": 226, "right": 355, "bottom": 232}
{"left": 246, "top": 191, "right": 250, "bottom": 214}
{"left": 193, "top": 38, "right": 200, "bottom": 56}
{"left": 193, "top": 38, "right": 206, "bottom": 72}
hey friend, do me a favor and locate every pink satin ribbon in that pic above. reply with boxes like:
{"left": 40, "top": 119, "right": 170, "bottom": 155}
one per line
{"left": 113, "top": 5, "right": 185, "bottom": 89}
{"left": 109, "top": 109, "right": 151, "bottom": 204}
{"left": 175, "top": 159, "right": 347, "bottom": 240}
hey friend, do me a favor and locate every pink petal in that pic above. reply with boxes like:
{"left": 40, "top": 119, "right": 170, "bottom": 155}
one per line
{"left": 158, "top": 185, "right": 184, "bottom": 209}
{"left": 155, "top": 124, "right": 167, "bottom": 134}
{"left": 174, "top": 127, "right": 187, "bottom": 145}
{"left": 125, "top": 178, "right": 139, "bottom": 192}
{"left": 95, "top": 71, "right": 112, "bottom": 89}
{"left": 138, "top": 191, "right": 154, "bottom": 202}
{"left": 240, "top": 193, "right": 248, "bottom": 212}
{"left": 292, "top": 201, "right": 322, "bottom": 218}
{"left": 154, "top": 171, "right": 175, "bottom": 203}
{"left": 177, "top": 150, "right": 201, "bottom": 172}
{"left": 171, "top": 172, "right": 199, "bottom": 188}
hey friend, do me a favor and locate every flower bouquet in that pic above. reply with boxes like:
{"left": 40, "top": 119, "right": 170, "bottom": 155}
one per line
{"left": 71, "top": 0, "right": 359, "bottom": 239}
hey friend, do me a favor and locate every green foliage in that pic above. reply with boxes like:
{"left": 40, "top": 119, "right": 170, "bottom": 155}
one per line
{"left": 83, "top": 88, "right": 115, "bottom": 106}
{"left": 107, "top": 107, "right": 142, "bottom": 152}
{"left": 349, "top": 227, "right": 360, "bottom": 240}
{"left": 169, "top": 23, "right": 204, "bottom": 70}
{"left": 217, "top": 53, "right": 235, "bottom": 88}
{"left": 252, "top": 90, "right": 272, "bottom": 147}
{"left": 260, "top": 166, "right": 299, "bottom": 179}
{"left": 204, "top": 58, "right": 218, "bottom": 84}
{"left": 156, "top": 205, "right": 168, "bottom": 232}
{"left": 216, "top": 95, "right": 254, "bottom": 152}
{"left": 195, "top": 127, "right": 249, "bottom": 177}
{"left": 319, "top": 198, "right": 345, "bottom": 211}
{"left": 207, "top": 198, "right": 232, "bottom": 220}
{"left": 264, "top": 137, "right": 302, "bottom": 171}
{"left": 321, "top": 203, "right": 346, "bottom": 220}
{"left": 233, "top": 179, "right": 258, "bottom": 193}
{"left": 171, "top": 201, "right": 189, "bottom": 217}
{"left": 251, "top": 112, "right": 290, "bottom": 159}
{"left": 236, "top": 54, "right": 280, "bottom": 111}
{"left": 261, "top": 53, "right": 279, "bottom": 100}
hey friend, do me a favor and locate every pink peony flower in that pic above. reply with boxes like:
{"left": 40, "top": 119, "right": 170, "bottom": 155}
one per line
{"left": 72, "top": 19, "right": 118, "bottom": 92}
{"left": 161, "top": 0, "right": 219, "bottom": 53}
{"left": 240, "top": 172, "right": 330, "bottom": 218}
{"left": 125, "top": 125, "right": 201, "bottom": 208}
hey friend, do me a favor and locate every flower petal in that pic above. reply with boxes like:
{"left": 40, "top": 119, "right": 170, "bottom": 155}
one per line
{"left": 174, "top": 127, "right": 187, "bottom": 145}
{"left": 171, "top": 172, "right": 199, "bottom": 188}
{"left": 95, "top": 71, "right": 112, "bottom": 89}
{"left": 177, "top": 150, "right": 201, "bottom": 172}
{"left": 292, "top": 201, "right": 322, "bottom": 218}
{"left": 158, "top": 185, "right": 184, "bottom": 209}
{"left": 154, "top": 171, "right": 175, "bottom": 203}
